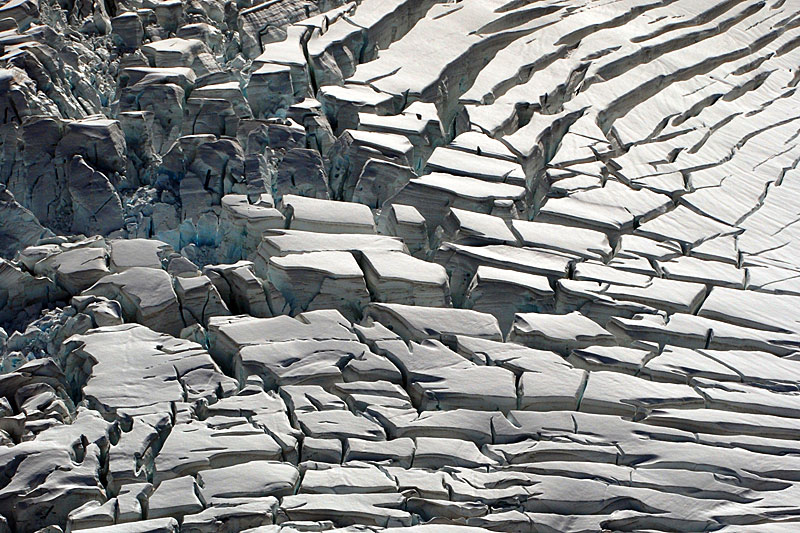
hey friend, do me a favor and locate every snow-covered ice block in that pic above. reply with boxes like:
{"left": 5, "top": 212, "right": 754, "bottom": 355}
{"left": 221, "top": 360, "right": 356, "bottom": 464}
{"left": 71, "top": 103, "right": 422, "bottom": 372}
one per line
{"left": 197, "top": 461, "right": 299, "bottom": 500}
{"left": 465, "top": 266, "right": 555, "bottom": 335}
{"left": 510, "top": 220, "right": 613, "bottom": 261}
{"left": 254, "top": 230, "right": 405, "bottom": 274}
{"left": 364, "top": 303, "right": 502, "bottom": 343}
{"left": 267, "top": 250, "right": 369, "bottom": 321}
{"left": 510, "top": 311, "right": 617, "bottom": 353}
{"left": 282, "top": 194, "right": 376, "bottom": 234}
{"left": 359, "top": 250, "right": 450, "bottom": 307}
{"left": 441, "top": 208, "right": 518, "bottom": 246}
{"left": 84, "top": 267, "right": 184, "bottom": 336}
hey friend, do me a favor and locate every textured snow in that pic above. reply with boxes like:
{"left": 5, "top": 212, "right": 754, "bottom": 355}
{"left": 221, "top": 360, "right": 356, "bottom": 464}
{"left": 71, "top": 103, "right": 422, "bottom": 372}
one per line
{"left": 1, "top": 0, "right": 800, "bottom": 531}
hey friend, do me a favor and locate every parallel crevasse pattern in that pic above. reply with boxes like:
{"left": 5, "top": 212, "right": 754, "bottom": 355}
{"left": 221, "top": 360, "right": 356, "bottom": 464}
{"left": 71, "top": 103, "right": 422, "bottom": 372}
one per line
{"left": 1, "top": 0, "right": 800, "bottom": 532}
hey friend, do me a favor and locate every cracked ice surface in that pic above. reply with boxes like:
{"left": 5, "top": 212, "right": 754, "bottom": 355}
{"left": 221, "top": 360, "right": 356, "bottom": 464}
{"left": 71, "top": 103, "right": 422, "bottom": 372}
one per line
{"left": 3, "top": 0, "right": 800, "bottom": 531}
